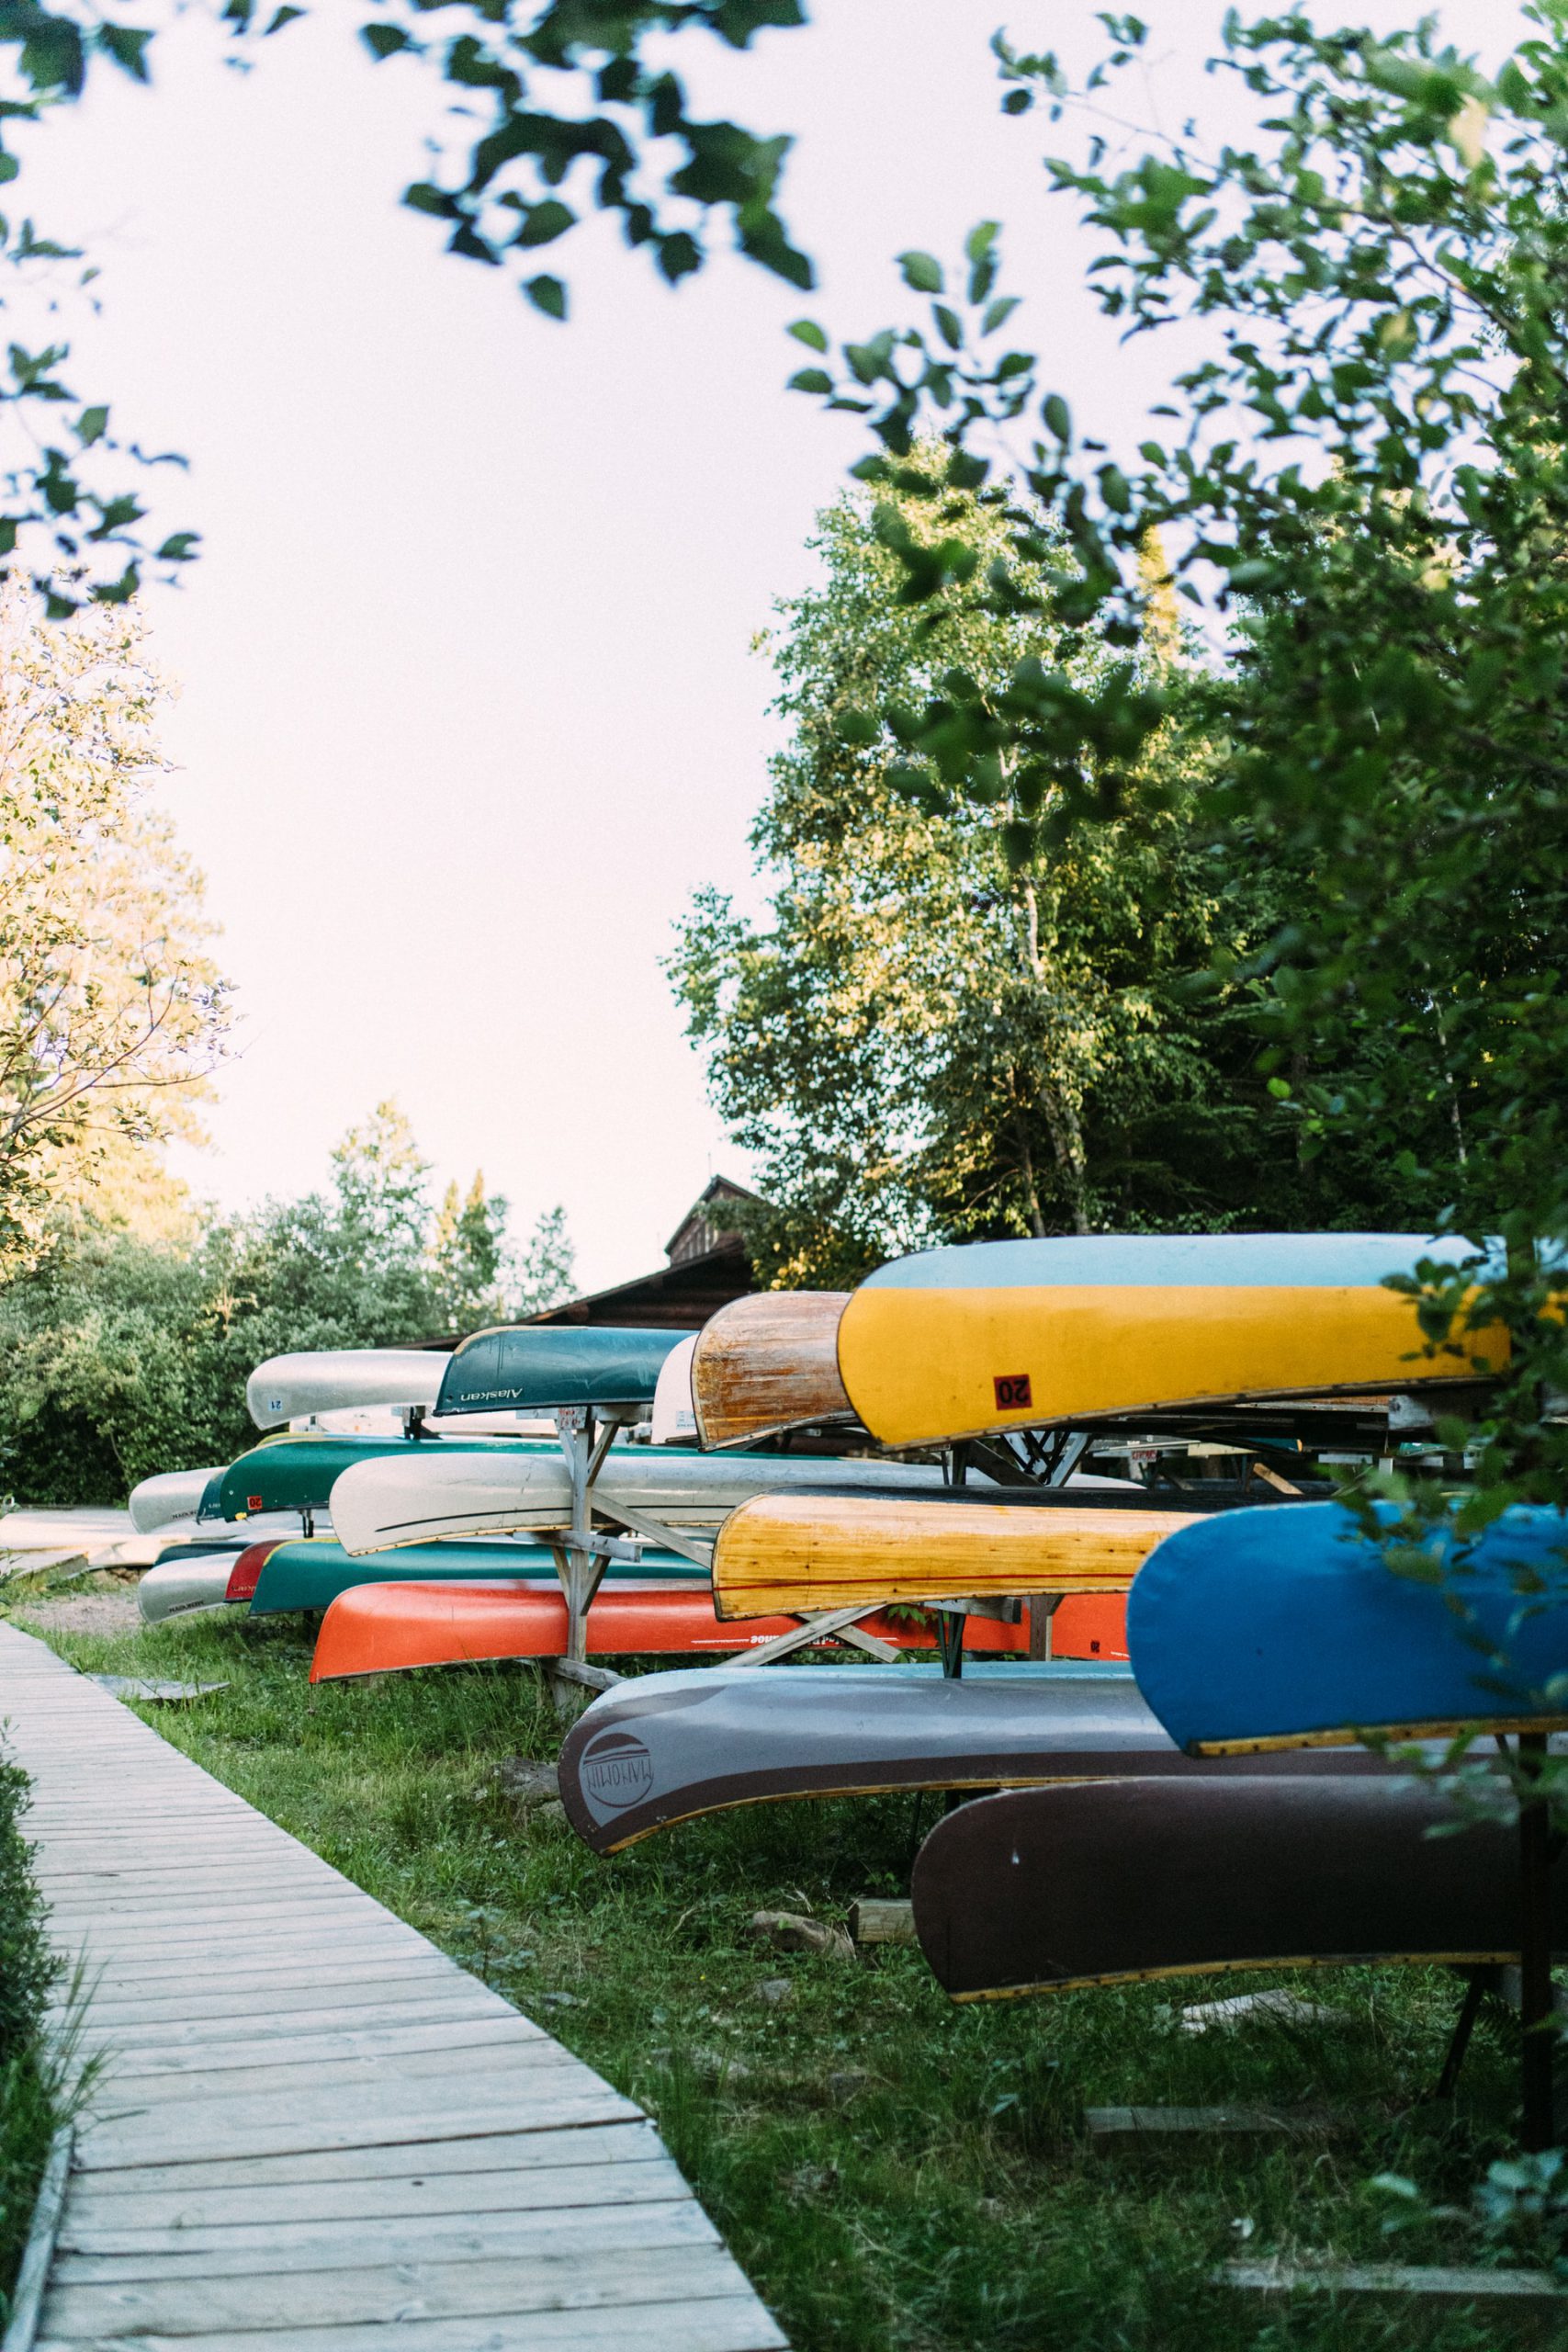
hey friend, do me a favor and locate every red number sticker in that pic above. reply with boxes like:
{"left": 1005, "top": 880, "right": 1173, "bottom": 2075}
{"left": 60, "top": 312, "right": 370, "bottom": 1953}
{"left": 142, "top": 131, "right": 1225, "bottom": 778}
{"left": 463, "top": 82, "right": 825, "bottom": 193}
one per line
{"left": 993, "top": 1374, "right": 1032, "bottom": 1411}
{"left": 246, "top": 1494, "right": 265, "bottom": 1512}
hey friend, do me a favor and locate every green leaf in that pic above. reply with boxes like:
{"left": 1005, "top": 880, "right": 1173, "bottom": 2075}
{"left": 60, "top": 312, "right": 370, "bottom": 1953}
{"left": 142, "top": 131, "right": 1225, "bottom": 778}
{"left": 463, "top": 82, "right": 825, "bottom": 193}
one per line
{"left": 835, "top": 708, "right": 879, "bottom": 746}
{"left": 787, "top": 319, "right": 828, "bottom": 352}
{"left": 155, "top": 533, "right": 200, "bottom": 561}
{"left": 1099, "top": 463, "right": 1131, "bottom": 513}
{"left": 787, "top": 368, "right": 833, "bottom": 396}
{"left": 524, "top": 274, "right": 567, "bottom": 321}
{"left": 897, "top": 250, "right": 943, "bottom": 295}
{"left": 1043, "top": 392, "right": 1071, "bottom": 442}
{"left": 981, "top": 297, "right": 1019, "bottom": 334}
{"left": 513, "top": 200, "right": 575, "bottom": 249}
{"left": 265, "top": 6, "right": 304, "bottom": 33}
{"left": 964, "top": 220, "right": 999, "bottom": 265}
{"left": 360, "top": 23, "right": 410, "bottom": 60}
{"left": 75, "top": 405, "right": 108, "bottom": 447}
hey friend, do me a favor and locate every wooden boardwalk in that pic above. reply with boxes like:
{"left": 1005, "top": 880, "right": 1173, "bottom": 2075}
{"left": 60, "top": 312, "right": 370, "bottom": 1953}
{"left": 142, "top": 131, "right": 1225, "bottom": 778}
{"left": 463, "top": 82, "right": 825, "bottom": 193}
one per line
{"left": 0, "top": 1624, "right": 787, "bottom": 2351}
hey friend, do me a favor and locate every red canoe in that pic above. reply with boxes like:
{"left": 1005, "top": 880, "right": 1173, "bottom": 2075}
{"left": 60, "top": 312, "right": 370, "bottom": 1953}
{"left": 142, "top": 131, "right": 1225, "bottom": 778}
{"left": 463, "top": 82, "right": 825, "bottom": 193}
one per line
{"left": 310, "top": 1580, "right": 1128, "bottom": 1681}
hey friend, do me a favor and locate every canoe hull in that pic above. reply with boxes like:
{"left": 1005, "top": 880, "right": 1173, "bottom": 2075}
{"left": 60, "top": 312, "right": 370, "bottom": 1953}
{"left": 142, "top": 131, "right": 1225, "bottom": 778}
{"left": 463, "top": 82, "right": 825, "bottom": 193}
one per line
{"left": 692, "top": 1292, "right": 853, "bottom": 1449}
{"left": 911, "top": 1775, "right": 1568, "bottom": 1999}
{"left": 245, "top": 1538, "right": 705, "bottom": 1616}
{"left": 435, "top": 1325, "right": 694, "bottom": 1418}
{"left": 711, "top": 1491, "right": 1198, "bottom": 1619}
{"left": 128, "top": 1467, "right": 225, "bottom": 1535}
{"left": 328, "top": 1446, "right": 998, "bottom": 1558}
{"left": 557, "top": 1662, "right": 1392, "bottom": 1854}
{"left": 1128, "top": 1501, "right": 1568, "bottom": 1751}
{"left": 837, "top": 1233, "right": 1506, "bottom": 1448}
{"left": 247, "top": 1350, "right": 446, "bottom": 1430}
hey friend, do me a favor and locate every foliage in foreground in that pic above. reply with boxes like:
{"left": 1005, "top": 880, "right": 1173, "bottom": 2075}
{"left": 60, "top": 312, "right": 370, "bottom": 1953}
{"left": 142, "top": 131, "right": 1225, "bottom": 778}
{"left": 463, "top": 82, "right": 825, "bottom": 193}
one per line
{"left": 14, "top": 1586, "right": 1564, "bottom": 2352}
{"left": 0, "top": 1098, "right": 576, "bottom": 1503}
{"left": 0, "top": 1741, "right": 61, "bottom": 2327}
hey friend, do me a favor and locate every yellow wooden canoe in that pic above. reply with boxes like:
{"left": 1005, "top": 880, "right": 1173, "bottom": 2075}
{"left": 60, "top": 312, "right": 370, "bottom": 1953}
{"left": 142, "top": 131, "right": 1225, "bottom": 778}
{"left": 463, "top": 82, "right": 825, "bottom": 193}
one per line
{"left": 836, "top": 1233, "right": 1507, "bottom": 1450}
{"left": 692, "top": 1291, "right": 854, "bottom": 1450}
{"left": 711, "top": 1492, "right": 1197, "bottom": 1620}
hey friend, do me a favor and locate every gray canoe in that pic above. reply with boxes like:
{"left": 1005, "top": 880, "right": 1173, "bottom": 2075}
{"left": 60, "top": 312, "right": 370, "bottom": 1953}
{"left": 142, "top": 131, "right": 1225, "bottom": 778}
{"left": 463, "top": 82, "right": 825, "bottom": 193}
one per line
{"left": 556, "top": 1661, "right": 1393, "bottom": 1855}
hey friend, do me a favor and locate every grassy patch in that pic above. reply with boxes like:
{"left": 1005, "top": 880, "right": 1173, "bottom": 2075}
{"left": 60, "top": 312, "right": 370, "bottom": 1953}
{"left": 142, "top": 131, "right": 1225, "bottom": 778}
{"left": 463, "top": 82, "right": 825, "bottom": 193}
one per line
{"left": 0, "top": 1726, "right": 63, "bottom": 2326}
{"left": 6, "top": 1577, "right": 1559, "bottom": 2350}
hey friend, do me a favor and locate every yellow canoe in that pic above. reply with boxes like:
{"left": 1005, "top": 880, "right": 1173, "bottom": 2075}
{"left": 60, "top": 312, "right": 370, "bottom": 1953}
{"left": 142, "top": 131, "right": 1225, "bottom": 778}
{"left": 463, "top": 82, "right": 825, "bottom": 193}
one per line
{"left": 711, "top": 1493, "right": 1197, "bottom": 1621}
{"left": 837, "top": 1233, "right": 1506, "bottom": 1451}
{"left": 693, "top": 1291, "right": 854, "bottom": 1450}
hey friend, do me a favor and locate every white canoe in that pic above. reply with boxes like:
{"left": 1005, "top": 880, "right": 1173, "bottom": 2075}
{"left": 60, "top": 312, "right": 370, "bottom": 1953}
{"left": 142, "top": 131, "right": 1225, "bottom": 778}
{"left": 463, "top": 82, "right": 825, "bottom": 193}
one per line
{"left": 247, "top": 1350, "right": 446, "bottom": 1431}
{"left": 129, "top": 1467, "right": 224, "bottom": 1534}
{"left": 650, "top": 1335, "right": 699, "bottom": 1446}
{"left": 329, "top": 1446, "right": 1014, "bottom": 1558}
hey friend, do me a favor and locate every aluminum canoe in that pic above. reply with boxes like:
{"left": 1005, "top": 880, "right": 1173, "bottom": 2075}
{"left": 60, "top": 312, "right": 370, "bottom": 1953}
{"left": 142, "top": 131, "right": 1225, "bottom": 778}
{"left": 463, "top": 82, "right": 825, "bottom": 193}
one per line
{"left": 217, "top": 1431, "right": 547, "bottom": 1522}
{"left": 911, "top": 1773, "right": 1568, "bottom": 1999}
{"left": 836, "top": 1232, "right": 1508, "bottom": 1449}
{"left": 1129, "top": 1499, "right": 1568, "bottom": 1753}
{"left": 557, "top": 1662, "right": 1396, "bottom": 1854}
{"left": 710, "top": 1488, "right": 1220, "bottom": 1620}
{"left": 247, "top": 1348, "right": 448, "bottom": 1430}
{"left": 135, "top": 1534, "right": 297, "bottom": 1623}
{"left": 128, "top": 1466, "right": 225, "bottom": 1534}
{"left": 692, "top": 1292, "right": 855, "bottom": 1449}
{"left": 328, "top": 1445, "right": 999, "bottom": 1557}
{"left": 434, "top": 1325, "right": 695, "bottom": 1418}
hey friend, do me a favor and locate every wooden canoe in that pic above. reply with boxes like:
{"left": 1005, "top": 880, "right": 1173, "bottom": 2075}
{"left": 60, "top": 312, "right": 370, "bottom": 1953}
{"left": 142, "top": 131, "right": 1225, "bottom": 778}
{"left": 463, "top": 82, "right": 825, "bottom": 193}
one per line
{"left": 1128, "top": 1499, "right": 1568, "bottom": 1753}
{"left": 911, "top": 1774, "right": 1568, "bottom": 1999}
{"left": 246, "top": 1349, "right": 447, "bottom": 1430}
{"left": 217, "top": 1431, "right": 546, "bottom": 1522}
{"left": 710, "top": 1489, "right": 1215, "bottom": 1620}
{"left": 327, "top": 1446, "right": 996, "bottom": 1557}
{"left": 691, "top": 1292, "right": 854, "bottom": 1449}
{"left": 837, "top": 1232, "right": 1507, "bottom": 1449}
{"left": 241, "top": 1536, "right": 707, "bottom": 1617}
{"left": 556, "top": 1662, "right": 1391, "bottom": 1854}
{"left": 127, "top": 1466, "right": 226, "bottom": 1534}
{"left": 434, "top": 1325, "right": 694, "bottom": 1418}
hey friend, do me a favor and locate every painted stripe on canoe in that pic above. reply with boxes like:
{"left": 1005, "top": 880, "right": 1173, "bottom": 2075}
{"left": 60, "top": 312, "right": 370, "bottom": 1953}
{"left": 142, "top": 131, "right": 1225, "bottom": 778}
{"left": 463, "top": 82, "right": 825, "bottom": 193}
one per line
{"left": 1127, "top": 1500, "right": 1568, "bottom": 1754}
{"left": 692, "top": 1292, "right": 853, "bottom": 1450}
{"left": 838, "top": 1234, "right": 1508, "bottom": 1449}
{"left": 711, "top": 1493, "right": 1190, "bottom": 1619}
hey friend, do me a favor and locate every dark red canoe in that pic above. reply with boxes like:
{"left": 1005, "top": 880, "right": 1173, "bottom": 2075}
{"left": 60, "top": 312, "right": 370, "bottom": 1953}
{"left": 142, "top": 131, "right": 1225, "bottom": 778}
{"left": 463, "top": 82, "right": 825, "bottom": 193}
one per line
{"left": 911, "top": 1774, "right": 1568, "bottom": 2000}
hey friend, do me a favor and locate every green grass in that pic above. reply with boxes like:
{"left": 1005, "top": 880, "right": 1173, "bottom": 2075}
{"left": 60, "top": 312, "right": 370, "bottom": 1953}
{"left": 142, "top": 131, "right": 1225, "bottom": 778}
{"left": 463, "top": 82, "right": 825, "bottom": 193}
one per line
{"left": 0, "top": 1722, "right": 68, "bottom": 2327}
{"left": 6, "top": 1576, "right": 1562, "bottom": 2350}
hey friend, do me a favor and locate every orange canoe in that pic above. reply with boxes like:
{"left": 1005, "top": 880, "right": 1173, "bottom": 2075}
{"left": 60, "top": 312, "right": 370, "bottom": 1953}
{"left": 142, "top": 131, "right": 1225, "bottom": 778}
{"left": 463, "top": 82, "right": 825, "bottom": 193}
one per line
{"left": 310, "top": 1578, "right": 1129, "bottom": 1680}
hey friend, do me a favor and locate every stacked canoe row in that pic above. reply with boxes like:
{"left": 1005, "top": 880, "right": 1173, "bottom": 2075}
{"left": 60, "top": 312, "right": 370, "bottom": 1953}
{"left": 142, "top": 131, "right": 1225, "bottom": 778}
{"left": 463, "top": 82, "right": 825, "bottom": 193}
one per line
{"left": 125, "top": 1230, "right": 1568, "bottom": 2007}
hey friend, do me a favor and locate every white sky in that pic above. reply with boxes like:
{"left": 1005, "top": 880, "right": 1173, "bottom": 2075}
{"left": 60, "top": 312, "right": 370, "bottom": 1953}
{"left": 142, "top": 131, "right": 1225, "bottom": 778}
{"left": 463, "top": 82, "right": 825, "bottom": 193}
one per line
{"left": 21, "top": 0, "right": 1523, "bottom": 1291}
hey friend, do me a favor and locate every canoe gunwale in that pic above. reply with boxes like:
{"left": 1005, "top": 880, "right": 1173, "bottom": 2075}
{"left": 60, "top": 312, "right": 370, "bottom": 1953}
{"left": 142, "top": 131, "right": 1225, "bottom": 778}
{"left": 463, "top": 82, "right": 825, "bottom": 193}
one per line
{"left": 945, "top": 1948, "right": 1541, "bottom": 2004}
{"left": 1194, "top": 1712, "right": 1568, "bottom": 1756}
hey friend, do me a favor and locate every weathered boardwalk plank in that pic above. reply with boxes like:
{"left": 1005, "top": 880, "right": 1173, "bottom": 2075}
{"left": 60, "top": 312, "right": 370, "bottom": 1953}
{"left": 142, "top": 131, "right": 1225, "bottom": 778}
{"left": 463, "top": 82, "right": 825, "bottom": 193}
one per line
{"left": 1, "top": 1623, "right": 787, "bottom": 2350}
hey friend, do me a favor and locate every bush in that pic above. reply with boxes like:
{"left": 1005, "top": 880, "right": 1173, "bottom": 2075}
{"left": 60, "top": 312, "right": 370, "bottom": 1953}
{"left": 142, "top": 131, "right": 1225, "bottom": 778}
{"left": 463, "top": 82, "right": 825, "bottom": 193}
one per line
{"left": 0, "top": 1744, "right": 62, "bottom": 2325}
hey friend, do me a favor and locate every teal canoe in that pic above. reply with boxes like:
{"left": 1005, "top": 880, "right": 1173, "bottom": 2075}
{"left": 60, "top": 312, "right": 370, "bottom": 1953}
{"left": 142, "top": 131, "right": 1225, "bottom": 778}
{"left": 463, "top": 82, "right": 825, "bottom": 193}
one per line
{"left": 1127, "top": 1499, "right": 1568, "bottom": 1752}
{"left": 435, "top": 1326, "right": 695, "bottom": 1418}
{"left": 216, "top": 1431, "right": 550, "bottom": 1522}
{"left": 244, "top": 1536, "right": 709, "bottom": 1616}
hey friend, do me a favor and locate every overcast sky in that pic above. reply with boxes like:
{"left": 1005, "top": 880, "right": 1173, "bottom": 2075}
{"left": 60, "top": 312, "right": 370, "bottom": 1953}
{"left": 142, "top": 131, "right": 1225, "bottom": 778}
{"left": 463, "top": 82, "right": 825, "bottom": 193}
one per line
{"left": 23, "top": 0, "right": 1523, "bottom": 1291}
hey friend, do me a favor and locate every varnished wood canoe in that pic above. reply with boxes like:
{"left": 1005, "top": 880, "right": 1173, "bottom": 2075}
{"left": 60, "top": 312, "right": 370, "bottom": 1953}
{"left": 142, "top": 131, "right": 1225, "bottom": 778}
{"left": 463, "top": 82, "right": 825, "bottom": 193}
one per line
{"left": 241, "top": 1536, "right": 706, "bottom": 1616}
{"left": 328, "top": 1446, "right": 995, "bottom": 1557}
{"left": 127, "top": 1467, "right": 226, "bottom": 1534}
{"left": 434, "top": 1325, "right": 694, "bottom": 1418}
{"left": 691, "top": 1292, "right": 854, "bottom": 1449}
{"left": 247, "top": 1349, "right": 447, "bottom": 1430}
{"left": 837, "top": 1233, "right": 1507, "bottom": 1450}
{"left": 911, "top": 1774, "right": 1568, "bottom": 1999}
{"left": 710, "top": 1489, "right": 1213, "bottom": 1620}
{"left": 557, "top": 1662, "right": 1390, "bottom": 1854}
{"left": 1129, "top": 1500, "right": 1568, "bottom": 1753}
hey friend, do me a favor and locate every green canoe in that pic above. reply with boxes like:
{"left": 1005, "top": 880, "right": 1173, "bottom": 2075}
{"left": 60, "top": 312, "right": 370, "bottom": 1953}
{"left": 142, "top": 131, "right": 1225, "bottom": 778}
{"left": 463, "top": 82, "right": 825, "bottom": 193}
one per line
{"left": 216, "top": 1431, "right": 551, "bottom": 1522}
{"left": 435, "top": 1326, "right": 695, "bottom": 1418}
{"left": 246, "top": 1536, "right": 708, "bottom": 1616}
